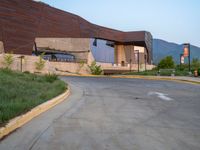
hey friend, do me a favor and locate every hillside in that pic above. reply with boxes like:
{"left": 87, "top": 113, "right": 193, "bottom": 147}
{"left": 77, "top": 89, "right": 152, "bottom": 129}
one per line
{"left": 153, "top": 39, "right": 200, "bottom": 64}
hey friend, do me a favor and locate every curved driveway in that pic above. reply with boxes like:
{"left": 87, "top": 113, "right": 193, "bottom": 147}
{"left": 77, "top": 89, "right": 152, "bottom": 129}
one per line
{"left": 0, "top": 77, "right": 200, "bottom": 150}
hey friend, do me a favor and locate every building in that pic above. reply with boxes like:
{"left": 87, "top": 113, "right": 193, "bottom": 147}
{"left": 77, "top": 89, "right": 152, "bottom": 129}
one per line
{"left": 0, "top": 0, "right": 153, "bottom": 74}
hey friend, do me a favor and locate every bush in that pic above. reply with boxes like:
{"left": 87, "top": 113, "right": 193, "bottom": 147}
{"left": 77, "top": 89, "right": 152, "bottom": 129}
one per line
{"left": 176, "top": 64, "right": 188, "bottom": 71}
{"left": 158, "top": 56, "right": 175, "bottom": 69}
{"left": 23, "top": 71, "right": 30, "bottom": 74}
{"left": 174, "top": 70, "right": 189, "bottom": 76}
{"left": 191, "top": 58, "right": 200, "bottom": 70}
{"left": 35, "top": 53, "right": 45, "bottom": 71}
{"left": 3, "top": 53, "right": 14, "bottom": 69}
{"left": 198, "top": 68, "right": 200, "bottom": 75}
{"left": 44, "top": 73, "right": 58, "bottom": 83}
{"left": 88, "top": 61, "right": 103, "bottom": 75}
{"left": 159, "top": 70, "right": 172, "bottom": 76}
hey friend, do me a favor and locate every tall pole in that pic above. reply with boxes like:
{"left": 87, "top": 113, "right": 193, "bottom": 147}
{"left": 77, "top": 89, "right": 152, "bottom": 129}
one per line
{"left": 130, "top": 48, "right": 132, "bottom": 72}
{"left": 20, "top": 57, "right": 23, "bottom": 72}
{"left": 180, "top": 54, "right": 182, "bottom": 67}
{"left": 138, "top": 51, "right": 139, "bottom": 72}
{"left": 19, "top": 56, "right": 24, "bottom": 72}
{"left": 145, "top": 54, "right": 147, "bottom": 71}
{"left": 188, "top": 44, "right": 191, "bottom": 72}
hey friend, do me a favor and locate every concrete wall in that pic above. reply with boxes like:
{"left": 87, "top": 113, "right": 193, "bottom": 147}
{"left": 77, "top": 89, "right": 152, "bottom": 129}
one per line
{"left": 0, "top": 54, "right": 51, "bottom": 74}
{"left": 49, "top": 62, "right": 90, "bottom": 75}
{"left": 114, "top": 45, "right": 147, "bottom": 65}
{"left": 35, "top": 38, "right": 90, "bottom": 52}
{"left": 0, "top": 41, "right": 4, "bottom": 54}
{"left": 0, "top": 54, "right": 91, "bottom": 75}
{"left": 35, "top": 38, "right": 91, "bottom": 61}
{"left": 97, "top": 62, "right": 155, "bottom": 71}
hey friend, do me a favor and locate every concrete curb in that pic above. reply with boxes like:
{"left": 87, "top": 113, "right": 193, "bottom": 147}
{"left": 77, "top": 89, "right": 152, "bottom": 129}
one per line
{"left": 0, "top": 88, "right": 70, "bottom": 140}
{"left": 62, "top": 74, "right": 200, "bottom": 85}
{"left": 110, "top": 75, "right": 200, "bottom": 85}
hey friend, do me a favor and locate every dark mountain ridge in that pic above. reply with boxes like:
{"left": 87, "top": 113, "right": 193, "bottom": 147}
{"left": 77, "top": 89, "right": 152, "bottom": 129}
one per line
{"left": 153, "top": 39, "right": 200, "bottom": 64}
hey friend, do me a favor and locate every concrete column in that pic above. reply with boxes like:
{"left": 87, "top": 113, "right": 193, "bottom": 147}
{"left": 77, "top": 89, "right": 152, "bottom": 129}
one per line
{"left": 114, "top": 45, "right": 126, "bottom": 66}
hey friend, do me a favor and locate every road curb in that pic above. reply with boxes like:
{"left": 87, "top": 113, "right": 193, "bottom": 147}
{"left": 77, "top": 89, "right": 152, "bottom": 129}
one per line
{"left": 62, "top": 74, "right": 200, "bottom": 85}
{"left": 0, "top": 87, "right": 70, "bottom": 140}
{"left": 110, "top": 75, "right": 200, "bottom": 85}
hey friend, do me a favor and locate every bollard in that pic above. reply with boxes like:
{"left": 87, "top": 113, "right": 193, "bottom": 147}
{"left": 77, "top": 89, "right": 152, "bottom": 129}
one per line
{"left": 194, "top": 70, "right": 198, "bottom": 77}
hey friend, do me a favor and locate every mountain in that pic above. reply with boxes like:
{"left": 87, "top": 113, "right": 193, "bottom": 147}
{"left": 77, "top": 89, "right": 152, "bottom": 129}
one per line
{"left": 153, "top": 39, "right": 200, "bottom": 64}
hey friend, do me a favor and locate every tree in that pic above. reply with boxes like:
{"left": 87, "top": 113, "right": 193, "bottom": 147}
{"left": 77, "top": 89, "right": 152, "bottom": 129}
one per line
{"left": 88, "top": 61, "right": 103, "bottom": 75}
{"left": 191, "top": 58, "right": 200, "bottom": 70}
{"left": 158, "top": 56, "right": 175, "bottom": 69}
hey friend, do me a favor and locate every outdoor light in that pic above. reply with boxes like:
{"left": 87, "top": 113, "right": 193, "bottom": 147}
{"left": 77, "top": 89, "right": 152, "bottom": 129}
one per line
{"left": 144, "top": 54, "right": 147, "bottom": 71}
{"left": 183, "top": 43, "right": 191, "bottom": 72}
{"left": 135, "top": 50, "right": 140, "bottom": 73}
{"left": 19, "top": 55, "right": 25, "bottom": 72}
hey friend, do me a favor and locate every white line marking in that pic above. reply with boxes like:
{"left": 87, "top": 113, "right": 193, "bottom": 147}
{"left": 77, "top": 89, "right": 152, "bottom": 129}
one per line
{"left": 148, "top": 92, "right": 173, "bottom": 101}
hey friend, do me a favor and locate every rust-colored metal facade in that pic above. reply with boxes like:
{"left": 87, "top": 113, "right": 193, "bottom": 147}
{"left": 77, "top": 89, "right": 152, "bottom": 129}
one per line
{"left": 0, "top": 0, "right": 153, "bottom": 63}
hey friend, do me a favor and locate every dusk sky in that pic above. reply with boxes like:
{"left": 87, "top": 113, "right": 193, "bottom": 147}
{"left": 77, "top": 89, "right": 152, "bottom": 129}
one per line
{"left": 40, "top": 0, "right": 200, "bottom": 47}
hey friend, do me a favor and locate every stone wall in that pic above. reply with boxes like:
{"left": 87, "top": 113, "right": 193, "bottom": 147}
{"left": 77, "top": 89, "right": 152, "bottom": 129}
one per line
{"left": 0, "top": 54, "right": 51, "bottom": 73}
{"left": 0, "top": 54, "right": 90, "bottom": 75}
{"left": 0, "top": 54, "right": 155, "bottom": 75}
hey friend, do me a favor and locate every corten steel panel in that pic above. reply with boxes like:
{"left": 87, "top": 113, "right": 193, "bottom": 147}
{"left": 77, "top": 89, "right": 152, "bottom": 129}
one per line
{"left": 0, "top": 0, "right": 152, "bottom": 63}
{"left": 0, "top": 0, "right": 42, "bottom": 54}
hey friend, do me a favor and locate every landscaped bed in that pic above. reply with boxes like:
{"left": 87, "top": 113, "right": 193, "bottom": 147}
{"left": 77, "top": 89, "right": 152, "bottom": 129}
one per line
{"left": 0, "top": 69, "right": 67, "bottom": 126}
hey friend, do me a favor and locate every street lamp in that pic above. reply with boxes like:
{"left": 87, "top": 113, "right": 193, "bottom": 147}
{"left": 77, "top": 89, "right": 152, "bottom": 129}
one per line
{"left": 183, "top": 43, "right": 191, "bottom": 72}
{"left": 135, "top": 50, "right": 139, "bottom": 72}
{"left": 144, "top": 54, "right": 147, "bottom": 71}
{"left": 18, "top": 55, "right": 25, "bottom": 72}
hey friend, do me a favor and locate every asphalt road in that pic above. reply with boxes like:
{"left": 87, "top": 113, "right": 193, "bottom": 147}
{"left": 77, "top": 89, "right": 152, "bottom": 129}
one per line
{"left": 0, "top": 77, "right": 200, "bottom": 150}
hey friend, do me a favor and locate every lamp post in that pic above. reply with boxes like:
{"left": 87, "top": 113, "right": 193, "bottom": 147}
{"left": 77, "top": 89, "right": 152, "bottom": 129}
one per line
{"left": 135, "top": 50, "right": 139, "bottom": 72}
{"left": 19, "top": 55, "right": 25, "bottom": 72}
{"left": 130, "top": 49, "right": 132, "bottom": 72}
{"left": 144, "top": 54, "right": 147, "bottom": 71}
{"left": 183, "top": 43, "right": 191, "bottom": 72}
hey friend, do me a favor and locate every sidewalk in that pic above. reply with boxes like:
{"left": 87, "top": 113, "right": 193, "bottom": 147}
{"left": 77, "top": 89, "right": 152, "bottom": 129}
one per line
{"left": 111, "top": 75, "right": 200, "bottom": 84}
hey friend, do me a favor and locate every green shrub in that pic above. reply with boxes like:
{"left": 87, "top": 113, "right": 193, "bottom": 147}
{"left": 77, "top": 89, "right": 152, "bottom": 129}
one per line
{"left": 3, "top": 53, "right": 14, "bottom": 69}
{"left": 158, "top": 56, "right": 175, "bottom": 69}
{"left": 175, "top": 70, "right": 189, "bottom": 76}
{"left": 23, "top": 71, "right": 30, "bottom": 74}
{"left": 35, "top": 53, "right": 45, "bottom": 71}
{"left": 88, "top": 61, "right": 103, "bottom": 75}
{"left": 191, "top": 58, "right": 200, "bottom": 70}
{"left": 159, "top": 70, "right": 172, "bottom": 76}
{"left": 198, "top": 68, "right": 200, "bottom": 74}
{"left": 44, "top": 73, "right": 58, "bottom": 83}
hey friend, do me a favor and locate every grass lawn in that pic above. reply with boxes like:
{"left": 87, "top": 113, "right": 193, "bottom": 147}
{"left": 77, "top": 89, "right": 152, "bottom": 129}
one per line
{"left": 0, "top": 69, "right": 67, "bottom": 126}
